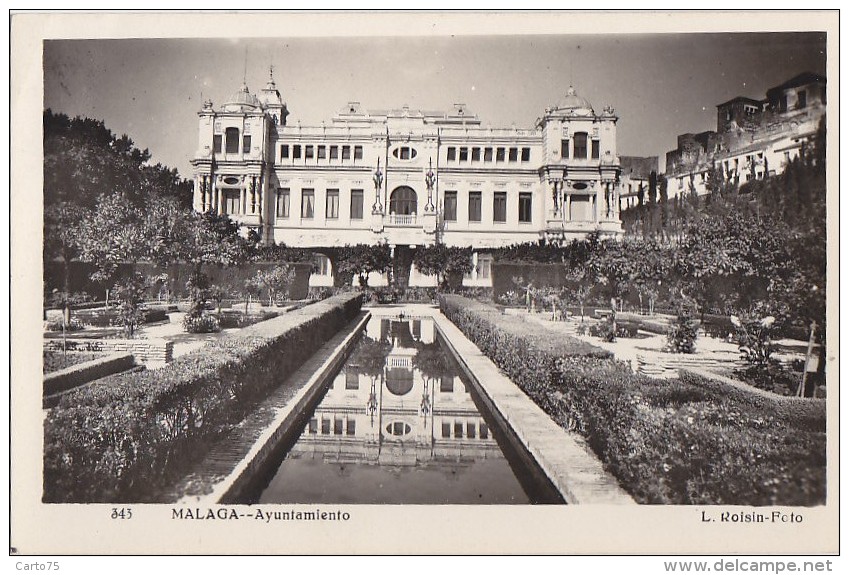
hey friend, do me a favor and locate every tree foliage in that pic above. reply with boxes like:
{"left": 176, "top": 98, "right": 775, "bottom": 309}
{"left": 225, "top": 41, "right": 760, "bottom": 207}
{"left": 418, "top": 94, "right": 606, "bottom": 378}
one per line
{"left": 412, "top": 244, "right": 473, "bottom": 289}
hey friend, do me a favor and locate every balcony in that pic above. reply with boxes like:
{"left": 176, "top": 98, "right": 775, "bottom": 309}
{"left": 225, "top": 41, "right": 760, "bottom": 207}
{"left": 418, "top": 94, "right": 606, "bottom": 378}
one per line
{"left": 387, "top": 213, "right": 418, "bottom": 227}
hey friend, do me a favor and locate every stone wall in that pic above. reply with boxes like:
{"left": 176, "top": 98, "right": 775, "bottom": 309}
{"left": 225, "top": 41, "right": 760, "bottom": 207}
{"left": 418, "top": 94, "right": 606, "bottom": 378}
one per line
{"left": 44, "top": 338, "right": 173, "bottom": 366}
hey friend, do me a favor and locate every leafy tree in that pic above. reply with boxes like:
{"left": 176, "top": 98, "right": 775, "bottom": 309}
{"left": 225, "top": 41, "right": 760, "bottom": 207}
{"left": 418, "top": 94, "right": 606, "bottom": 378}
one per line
{"left": 44, "top": 109, "right": 194, "bottom": 316}
{"left": 179, "top": 211, "right": 251, "bottom": 316}
{"left": 412, "top": 244, "right": 473, "bottom": 289}
{"left": 76, "top": 193, "right": 159, "bottom": 337}
{"left": 330, "top": 243, "right": 392, "bottom": 288}
{"left": 252, "top": 264, "right": 296, "bottom": 306}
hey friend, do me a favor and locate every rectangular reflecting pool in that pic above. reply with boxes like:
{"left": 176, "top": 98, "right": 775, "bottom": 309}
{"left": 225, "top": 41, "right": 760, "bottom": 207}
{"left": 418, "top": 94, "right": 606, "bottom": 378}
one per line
{"left": 253, "top": 311, "right": 562, "bottom": 504}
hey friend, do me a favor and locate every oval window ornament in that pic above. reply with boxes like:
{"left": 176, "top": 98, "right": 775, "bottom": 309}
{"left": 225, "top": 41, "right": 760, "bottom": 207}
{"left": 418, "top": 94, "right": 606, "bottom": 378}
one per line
{"left": 385, "top": 421, "right": 412, "bottom": 436}
{"left": 224, "top": 176, "right": 241, "bottom": 185}
{"left": 572, "top": 182, "right": 588, "bottom": 190}
{"left": 392, "top": 146, "right": 418, "bottom": 161}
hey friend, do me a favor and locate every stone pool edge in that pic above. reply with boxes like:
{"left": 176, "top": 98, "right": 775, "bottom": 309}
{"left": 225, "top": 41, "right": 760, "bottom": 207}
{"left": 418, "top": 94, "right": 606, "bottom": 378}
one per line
{"left": 432, "top": 313, "right": 636, "bottom": 505}
{"left": 183, "top": 311, "right": 372, "bottom": 505}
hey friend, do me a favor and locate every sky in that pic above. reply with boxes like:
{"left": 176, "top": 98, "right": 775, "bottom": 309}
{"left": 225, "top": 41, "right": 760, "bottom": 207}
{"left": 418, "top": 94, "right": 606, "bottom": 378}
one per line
{"left": 43, "top": 32, "right": 827, "bottom": 178}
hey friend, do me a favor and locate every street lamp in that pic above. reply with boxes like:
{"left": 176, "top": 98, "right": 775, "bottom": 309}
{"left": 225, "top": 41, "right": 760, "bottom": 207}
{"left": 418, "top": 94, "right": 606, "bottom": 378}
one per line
{"left": 424, "top": 158, "right": 436, "bottom": 212}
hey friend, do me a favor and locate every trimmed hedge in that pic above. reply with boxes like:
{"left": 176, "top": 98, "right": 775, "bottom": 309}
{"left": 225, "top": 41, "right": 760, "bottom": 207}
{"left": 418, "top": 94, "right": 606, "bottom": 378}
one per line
{"left": 43, "top": 353, "right": 135, "bottom": 395}
{"left": 439, "top": 295, "right": 826, "bottom": 505}
{"left": 74, "top": 306, "right": 168, "bottom": 328}
{"left": 43, "top": 292, "right": 362, "bottom": 503}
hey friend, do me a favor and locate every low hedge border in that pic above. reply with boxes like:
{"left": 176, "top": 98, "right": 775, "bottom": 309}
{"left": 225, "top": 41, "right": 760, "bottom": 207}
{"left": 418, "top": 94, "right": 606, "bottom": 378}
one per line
{"left": 43, "top": 292, "right": 363, "bottom": 503}
{"left": 43, "top": 352, "right": 136, "bottom": 397}
{"left": 678, "top": 367, "right": 826, "bottom": 430}
{"left": 439, "top": 295, "right": 826, "bottom": 505}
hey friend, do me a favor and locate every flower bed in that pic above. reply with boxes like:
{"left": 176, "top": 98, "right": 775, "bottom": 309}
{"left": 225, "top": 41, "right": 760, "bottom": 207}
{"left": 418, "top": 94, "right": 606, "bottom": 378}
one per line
{"left": 43, "top": 292, "right": 362, "bottom": 503}
{"left": 438, "top": 295, "right": 826, "bottom": 505}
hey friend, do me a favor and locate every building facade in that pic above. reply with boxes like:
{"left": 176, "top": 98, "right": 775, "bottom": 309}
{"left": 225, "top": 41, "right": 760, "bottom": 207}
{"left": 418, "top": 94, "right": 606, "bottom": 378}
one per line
{"left": 618, "top": 155, "right": 659, "bottom": 210}
{"left": 664, "top": 72, "right": 826, "bottom": 198}
{"left": 191, "top": 71, "right": 624, "bottom": 286}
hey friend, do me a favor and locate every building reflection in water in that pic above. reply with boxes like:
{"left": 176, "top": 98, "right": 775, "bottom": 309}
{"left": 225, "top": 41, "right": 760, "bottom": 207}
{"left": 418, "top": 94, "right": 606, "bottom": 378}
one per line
{"left": 258, "top": 315, "right": 529, "bottom": 504}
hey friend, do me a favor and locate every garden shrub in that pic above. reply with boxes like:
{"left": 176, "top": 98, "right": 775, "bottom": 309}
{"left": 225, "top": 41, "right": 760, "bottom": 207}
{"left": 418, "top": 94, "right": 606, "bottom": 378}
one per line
{"left": 439, "top": 295, "right": 826, "bottom": 505}
{"left": 666, "top": 304, "right": 699, "bottom": 354}
{"left": 182, "top": 313, "right": 221, "bottom": 333}
{"left": 43, "top": 292, "right": 363, "bottom": 503}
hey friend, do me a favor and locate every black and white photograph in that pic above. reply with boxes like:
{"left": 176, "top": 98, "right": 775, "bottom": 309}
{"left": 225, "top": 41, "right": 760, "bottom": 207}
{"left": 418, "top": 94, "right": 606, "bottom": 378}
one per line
{"left": 9, "top": 9, "right": 839, "bottom": 558}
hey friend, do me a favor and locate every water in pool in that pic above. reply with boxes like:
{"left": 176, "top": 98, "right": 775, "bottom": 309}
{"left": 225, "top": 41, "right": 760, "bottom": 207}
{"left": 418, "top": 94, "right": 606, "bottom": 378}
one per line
{"left": 257, "top": 314, "right": 532, "bottom": 504}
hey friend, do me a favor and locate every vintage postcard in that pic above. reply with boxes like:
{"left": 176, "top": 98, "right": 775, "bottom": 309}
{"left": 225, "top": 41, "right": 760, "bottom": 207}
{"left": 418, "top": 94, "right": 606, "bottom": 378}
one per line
{"left": 9, "top": 10, "right": 839, "bottom": 557}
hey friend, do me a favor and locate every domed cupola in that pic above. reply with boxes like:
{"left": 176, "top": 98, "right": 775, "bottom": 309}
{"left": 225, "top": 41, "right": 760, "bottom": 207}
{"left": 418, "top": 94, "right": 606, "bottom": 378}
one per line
{"left": 222, "top": 82, "right": 261, "bottom": 112}
{"left": 556, "top": 86, "right": 594, "bottom": 115}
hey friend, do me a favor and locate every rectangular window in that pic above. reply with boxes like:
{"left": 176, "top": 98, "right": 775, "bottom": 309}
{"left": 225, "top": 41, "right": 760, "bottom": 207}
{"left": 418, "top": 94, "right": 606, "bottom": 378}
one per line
{"left": 280, "top": 144, "right": 289, "bottom": 159}
{"left": 493, "top": 192, "right": 507, "bottom": 222}
{"left": 308, "top": 418, "right": 317, "bottom": 434}
{"left": 305, "top": 145, "right": 314, "bottom": 159}
{"left": 468, "top": 191, "right": 482, "bottom": 222}
{"left": 242, "top": 135, "right": 252, "bottom": 153}
{"left": 496, "top": 147, "right": 506, "bottom": 162}
{"left": 334, "top": 418, "right": 343, "bottom": 435}
{"left": 447, "top": 147, "right": 456, "bottom": 161}
{"left": 484, "top": 147, "right": 493, "bottom": 162}
{"left": 342, "top": 145, "right": 351, "bottom": 160}
{"left": 317, "top": 145, "right": 326, "bottom": 159}
{"left": 346, "top": 366, "right": 359, "bottom": 390}
{"left": 315, "top": 254, "right": 331, "bottom": 276}
{"left": 471, "top": 147, "right": 481, "bottom": 161}
{"left": 444, "top": 191, "right": 457, "bottom": 221}
{"left": 477, "top": 254, "right": 492, "bottom": 279}
{"left": 400, "top": 147, "right": 410, "bottom": 160}
{"left": 346, "top": 419, "right": 356, "bottom": 436}
{"left": 330, "top": 145, "right": 339, "bottom": 160}
{"left": 441, "top": 422, "right": 451, "bottom": 438}
{"left": 573, "top": 133, "right": 588, "bottom": 159}
{"left": 440, "top": 377, "right": 453, "bottom": 393}
{"left": 354, "top": 145, "right": 363, "bottom": 160}
{"left": 326, "top": 189, "right": 339, "bottom": 219}
{"left": 454, "top": 422, "right": 463, "bottom": 438}
{"left": 224, "top": 190, "right": 240, "bottom": 215}
{"left": 518, "top": 192, "right": 532, "bottom": 223}
{"left": 321, "top": 418, "right": 330, "bottom": 435}
{"left": 276, "top": 188, "right": 290, "bottom": 218}
{"left": 508, "top": 147, "right": 518, "bottom": 162}
{"left": 459, "top": 147, "right": 469, "bottom": 162}
{"left": 521, "top": 147, "right": 531, "bottom": 162}
{"left": 797, "top": 90, "right": 807, "bottom": 109}
{"left": 480, "top": 423, "right": 489, "bottom": 439}
{"left": 301, "top": 189, "right": 315, "bottom": 218}
{"left": 293, "top": 145, "right": 301, "bottom": 159}
{"left": 467, "top": 422, "right": 476, "bottom": 439}
{"left": 350, "top": 189, "right": 364, "bottom": 220}
{"left": 225, "top": 128, "right": 240, "bottom": 153}
{"left": 213, "top": 135, "right": 222, "bottom": 153}
{"left": 561, "top": 139, "right": 570, "bottom": 159}
{"left": 591, "top": 140, "right": 600, "bottom": 159}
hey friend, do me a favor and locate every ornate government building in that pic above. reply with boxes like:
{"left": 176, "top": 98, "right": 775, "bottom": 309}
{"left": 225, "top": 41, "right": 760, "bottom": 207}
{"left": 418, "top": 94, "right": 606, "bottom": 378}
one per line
{"left": 191, "top": 70, "right": 623, "bottom": 285}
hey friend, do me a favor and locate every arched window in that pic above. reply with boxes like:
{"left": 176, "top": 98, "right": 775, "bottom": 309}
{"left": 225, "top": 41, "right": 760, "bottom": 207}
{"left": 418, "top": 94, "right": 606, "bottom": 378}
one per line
{"left": 389, "top": 186, "right": 418, "bottom": 215}
{"left": 225, "top": 127, "right": 240, "bottom": 154}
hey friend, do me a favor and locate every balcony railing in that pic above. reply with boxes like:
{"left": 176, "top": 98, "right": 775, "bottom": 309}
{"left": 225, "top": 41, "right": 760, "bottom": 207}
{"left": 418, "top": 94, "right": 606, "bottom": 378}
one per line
{"left": 388, "top": 213, "right": 418, "bottom": 226}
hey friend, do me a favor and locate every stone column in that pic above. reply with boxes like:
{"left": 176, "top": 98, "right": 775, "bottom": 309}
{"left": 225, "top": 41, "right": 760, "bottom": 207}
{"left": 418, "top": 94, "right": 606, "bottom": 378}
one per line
{"left": 565, "top": 193, "right": 571, "bottom": 221}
